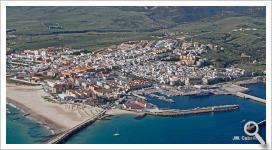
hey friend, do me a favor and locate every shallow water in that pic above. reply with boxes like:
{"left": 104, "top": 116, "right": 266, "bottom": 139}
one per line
{"left": 6, "top": 104, "right": 52, "bottom": 144}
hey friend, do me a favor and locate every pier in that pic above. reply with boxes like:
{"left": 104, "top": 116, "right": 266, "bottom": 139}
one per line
{"left": 47, "top": 109, "right": 107, "bottom": 144}
{"left": 145, "top": 104, "right": 239, "bottom": 117}
{"left": 235, "top": 92, "right": 266, "bottom": 104}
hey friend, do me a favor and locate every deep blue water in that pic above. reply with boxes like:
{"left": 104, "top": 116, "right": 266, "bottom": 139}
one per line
{"left": 245, "top": 83, "right": 266, "bottom": 99}
{"left": 7, "top": 83, "right": 266, "bottom": 144}
{"left": 66, "top": 95, "right": 266, "bottom": 144}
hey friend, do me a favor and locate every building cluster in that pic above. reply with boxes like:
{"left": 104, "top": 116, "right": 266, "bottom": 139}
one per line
{"left": 7, "top": 38, "right": 249, "bottom": 104}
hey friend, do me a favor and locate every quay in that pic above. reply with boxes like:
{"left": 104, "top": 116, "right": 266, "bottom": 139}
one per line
{"left": 149, "top": 93, "right": 174, "bottom": 103}
{"left": 132, "top": 93, "right": 147, "bottom": 100}
{"left": 235, "top": 92, "right": 266, "bottom": 104}
{"left": 46, "top": 109, "right": 107, "bottom": 144}
{"left": 145, "top": 104, "right": 239, "bottom": 117}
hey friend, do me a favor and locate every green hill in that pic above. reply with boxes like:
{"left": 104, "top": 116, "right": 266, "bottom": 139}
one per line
{"left": 6, "top": 6, "right": 266, "bottom": 72}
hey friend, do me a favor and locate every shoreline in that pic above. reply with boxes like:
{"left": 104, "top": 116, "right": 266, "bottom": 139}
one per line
{"left": 6, "top": 82, "right": 265, "bottom": 144}
{"left": 6, "top": 83, "right": 94, "bottom": 133}
{"left": 7, "top": 97, "right": 145, "bottom": 144}
{"left": 6, "top": 83, "right": 144, "bottom": 143}
{"left": 7, "top": 98, "right": 62, "bottom": 135}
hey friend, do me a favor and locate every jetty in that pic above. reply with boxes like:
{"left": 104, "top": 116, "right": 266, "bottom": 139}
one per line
{"left": 235, "top": 92, "right": 266, "bottom": 104}
{"left": 145, "top": 104, "right": 239, "bottom": 117}
{"left": 47, "top": 109, "right": 107, "bottom": 144}
{"left": 222, "top": 83, "right": 266, "bottom": 104}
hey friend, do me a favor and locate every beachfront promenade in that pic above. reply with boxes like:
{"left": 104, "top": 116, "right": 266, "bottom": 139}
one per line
{"left": 235, "top": 92, "right": 266, "bottom": 104}
{"left": 47, "top": 109, "right": 107, "bottom": 144}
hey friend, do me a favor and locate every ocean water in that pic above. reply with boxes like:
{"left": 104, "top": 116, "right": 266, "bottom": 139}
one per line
{"left": 6, "top": 83, "right": 266, "bottom": 144}
{"left": 66, "top": 96, "right": 266, "bottom": 144}
{"left": 6, "top": 104, "right": 52, "bottom": 144}
{"left": 245, "top": 83, "right": 266, "bottom": 99}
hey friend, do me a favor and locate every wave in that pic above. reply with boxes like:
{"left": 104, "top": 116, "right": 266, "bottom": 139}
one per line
{"left": 7, "top": 102, "right": 55, "bottom": 137}
{"left": 7, "top": 102, "right": 17, "bottom": 109}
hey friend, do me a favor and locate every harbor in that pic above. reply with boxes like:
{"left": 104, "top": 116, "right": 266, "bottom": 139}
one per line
{"left": 46, "top": 104, "right": 240, "bottom": 144}
{"left": 64, "top": 89, "right": 266, "bottom": 144}
{"left": 5, "top": 5, "right": 267, "bottom": 146}
{"left": 7, "top": 83, "right": 266, "bottom": 144}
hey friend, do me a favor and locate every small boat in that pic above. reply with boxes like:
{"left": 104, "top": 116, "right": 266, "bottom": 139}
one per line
{"left": 113, "top": 128, "right": 120, "bottom": 136}
{"left": 240, "top": 119, "right": 246, "bottom": 123}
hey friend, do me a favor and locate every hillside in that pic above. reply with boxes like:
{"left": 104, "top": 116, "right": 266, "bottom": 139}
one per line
{"left": 6, "top": 6, "right": 266, "bottom": 72}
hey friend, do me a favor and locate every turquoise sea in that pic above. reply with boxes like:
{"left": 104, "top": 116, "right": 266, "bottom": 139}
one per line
{"left": 7, "top": 83, "right": 266, "bottom": 144}
{"left": 6, "top": 104, "right": 52, "bottom": 144}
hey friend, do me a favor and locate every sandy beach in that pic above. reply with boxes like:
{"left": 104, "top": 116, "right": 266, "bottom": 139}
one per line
{"left": 6, "top": 83, "right": 143, "bottom": 133}
{"left": 6, "top": 83, "right": 147, "bottom": 137}
{"left": 6, "top": 83, "right": 93, "bottom": 132}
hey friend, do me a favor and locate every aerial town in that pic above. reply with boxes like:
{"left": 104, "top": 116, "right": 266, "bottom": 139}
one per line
{"left": 6, "top": 37, "right": 262, "bottom": 113}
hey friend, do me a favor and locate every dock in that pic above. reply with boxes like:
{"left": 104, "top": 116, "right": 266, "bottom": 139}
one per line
{"left": 145, "top": 104, "right": 239, "bottom": 117}
{"left": 235, "top": 92, "right": 266, "bottom": 104}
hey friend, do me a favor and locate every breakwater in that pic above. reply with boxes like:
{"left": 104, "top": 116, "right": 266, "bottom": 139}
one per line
{"left": 145, "top": 104, "right": 239, "bottom": 117}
